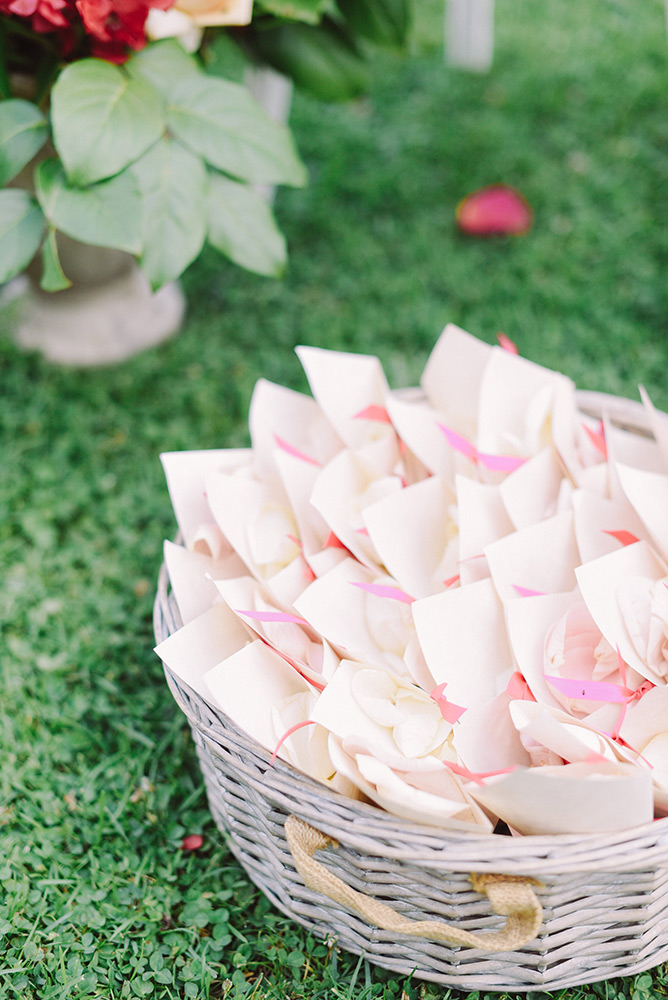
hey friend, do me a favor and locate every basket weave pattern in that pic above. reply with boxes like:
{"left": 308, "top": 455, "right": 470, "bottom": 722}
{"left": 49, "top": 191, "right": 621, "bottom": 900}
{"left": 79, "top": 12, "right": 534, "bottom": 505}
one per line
{"left": 154, "top": 391, "right": 668, "bottom": 992}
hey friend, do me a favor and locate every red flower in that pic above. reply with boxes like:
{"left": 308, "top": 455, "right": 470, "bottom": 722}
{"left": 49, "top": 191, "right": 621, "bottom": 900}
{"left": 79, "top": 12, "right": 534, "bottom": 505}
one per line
{"left": 32, "top": 0, "right": 75, "bottom": 30}
{"left": 1, "top": 0, "right": 37, "bottom": 14}
{"left": 76, "top": 0, "right": 172, "bottom": 58}
{"left": 0, "top": 0, "right": 78, "bottom": 50}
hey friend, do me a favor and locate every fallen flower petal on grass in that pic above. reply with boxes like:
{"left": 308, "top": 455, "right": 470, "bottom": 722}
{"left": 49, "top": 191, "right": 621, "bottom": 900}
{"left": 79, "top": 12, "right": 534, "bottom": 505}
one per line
{"left": 181, "top": 834, "right": 204, "bottom": 851}
{"left": 456, "top": 185, "right": 533, "bottom": 236}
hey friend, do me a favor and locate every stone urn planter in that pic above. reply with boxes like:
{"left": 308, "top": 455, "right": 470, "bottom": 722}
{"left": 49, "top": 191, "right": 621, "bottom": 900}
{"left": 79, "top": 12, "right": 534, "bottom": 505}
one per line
{"left": 13, "top": 234, "right": 186, "bottom": 367}
{"left": 6, "top": 73, "right": 185, "bottom": 366}
{"left": 5, "top": 64, "right": 292, "bottom": 366}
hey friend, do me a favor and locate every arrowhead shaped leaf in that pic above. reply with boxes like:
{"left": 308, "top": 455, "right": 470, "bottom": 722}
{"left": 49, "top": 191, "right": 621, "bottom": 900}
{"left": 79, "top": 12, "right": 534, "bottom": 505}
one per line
{"left": 0, "top": 99, "right": 48, "bottom": 185}
{"left": 0, "top": 189, "right": 45, "bottom": 283}
{"left": 126, "top": 39, "right": 202, "bottom": 100}
{"left": 208, "top": 172, "right": 286, "bottom": 277}
{"left": 51, "top": 59, "right": 165, "bottom": 185}
{"left": 35, "top": 159, "right": 142, "bottom": 254}
{"left": 131, "top": 138, "right": 208, "bottom": 289}
{"left": 167, "top": 75, "right": 307, "bottom": 187}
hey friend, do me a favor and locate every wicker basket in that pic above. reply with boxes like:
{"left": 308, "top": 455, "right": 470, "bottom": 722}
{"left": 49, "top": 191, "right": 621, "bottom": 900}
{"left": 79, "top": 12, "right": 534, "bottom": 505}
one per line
{"left": 153, "top": 390, "right": 668, "bottom": 993}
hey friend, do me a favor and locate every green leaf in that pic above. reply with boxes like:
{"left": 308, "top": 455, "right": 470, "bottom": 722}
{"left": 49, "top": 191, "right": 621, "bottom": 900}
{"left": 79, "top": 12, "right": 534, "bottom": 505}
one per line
{"left": 35, "top": 159, "right": 142, "bottom": 255}
{"left": 126, "top": 39, "right": 202, "bottom": 100}
{"left": 0, "top": 99, "right": 48, "bottom": 185}
{"left": 167, "top": 75, "right": 307, "bottom": 187}
{"left": 130, "top": 138, "right": 208, "bottom": 289}
{"left": 0, "top": 188, "right": 45, "bottom": 283}
{"left": 50, "top": 59, "right": 165, "bottom": 185}
{"left": 40, "top": 228, "right": 72, "bottom": 292}
{"left": 207, "top": 172, "right": 286, "bottom": 277}
{"left": 256, "top": 0, "right": 329, "bottom": 24}
{"left": 336, "top": 0, "right": 411, "bottom": 48}
{"left": 248, "top": 18, "right": 369, "bottom": 102}
{"left": 201, "top": 32, "right": 251, "bottom": 83}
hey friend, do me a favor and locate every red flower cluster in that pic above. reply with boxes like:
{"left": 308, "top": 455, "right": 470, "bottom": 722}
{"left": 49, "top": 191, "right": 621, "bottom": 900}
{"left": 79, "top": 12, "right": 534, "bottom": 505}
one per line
{"left": 77, "top": 0, "right": 172, "bottom": 61}
{"left": 2, "top": 0, "right": 77, "bottom": 51}
{"left": 1, "top": 0, "right": 173, "bottom": 61}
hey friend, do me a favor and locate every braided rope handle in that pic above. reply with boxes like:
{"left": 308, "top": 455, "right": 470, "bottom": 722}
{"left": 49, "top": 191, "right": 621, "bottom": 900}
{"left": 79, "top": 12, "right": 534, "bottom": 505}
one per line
{"left": 285, "top": 815, "right": 543, "bottom": 952}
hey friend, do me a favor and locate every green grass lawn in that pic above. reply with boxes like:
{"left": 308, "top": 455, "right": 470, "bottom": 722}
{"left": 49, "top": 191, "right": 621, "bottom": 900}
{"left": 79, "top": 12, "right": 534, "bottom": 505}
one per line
{"left": 3, "top": 0, "right": 668, "bottom": 996}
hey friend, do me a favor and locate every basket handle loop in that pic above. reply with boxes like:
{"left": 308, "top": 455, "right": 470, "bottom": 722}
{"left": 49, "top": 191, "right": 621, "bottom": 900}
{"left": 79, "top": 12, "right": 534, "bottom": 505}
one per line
{"left": 284, "top": 815, "right": 543, "bottom": 952}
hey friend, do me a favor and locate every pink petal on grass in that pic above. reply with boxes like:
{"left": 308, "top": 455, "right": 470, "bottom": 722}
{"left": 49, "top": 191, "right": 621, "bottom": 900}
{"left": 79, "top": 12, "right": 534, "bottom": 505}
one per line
{"left": 456, "top": 185, "right": 532, "bottom": 236}
{"left": 182, "top": 834, "right": 204, "bottom": 851}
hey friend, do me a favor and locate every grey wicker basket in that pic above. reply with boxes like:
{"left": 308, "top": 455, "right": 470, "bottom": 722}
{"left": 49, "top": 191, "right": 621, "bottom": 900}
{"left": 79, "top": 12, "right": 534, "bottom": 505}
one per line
{"left": 153, "top": 390, "right": 668, "bottom": 993}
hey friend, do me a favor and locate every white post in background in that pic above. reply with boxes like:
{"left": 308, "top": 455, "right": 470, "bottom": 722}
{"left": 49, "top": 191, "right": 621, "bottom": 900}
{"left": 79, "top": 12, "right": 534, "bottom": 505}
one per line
{"left": 244, "top": 65, "right": 294, "bottom": 204}
{"left": 445, "top": 0, "right": 495, "bottom": 73}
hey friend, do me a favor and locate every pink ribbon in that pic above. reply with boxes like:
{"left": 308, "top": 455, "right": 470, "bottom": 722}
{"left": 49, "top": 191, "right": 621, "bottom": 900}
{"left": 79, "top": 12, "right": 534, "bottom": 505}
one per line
{"left": 271, "top": 720, "right": 317, "bottom": 765}
{"left": 235, "top": 609, "right": 308, "bottom": 624}
{"left": 581, "top": 420, "right": 607, "bottom": 459}
{"left": 544, "top": 674, "right": 631, "bottom": 704}
{"left": 512, "top": 584, "right": 545, "bottom": 598}
{"left": 608, "top": 646, "right": 655, "bottom": 739}
{"left": 274, "top": 434, "right": 320, "bottom": 467}
{"left": 437, "top": 423, "right": 527, "bottom": 473}
{"left": 257, "top": 637, "right": 326, "bottom": 692}
{"left": 351, "top": 581, "right": 415, "bottom": 604}
{"left": 497, "top": 332, "right": 519, "bottom": 355}
{"left": 544, "top": 645, "right": 655, "bottom": 744}
{"left": 602, "top": 529, "right": 640, "bottom": 547}
{"left": 442, "top": 760, "right": 516, "bottom": 786}
{"left": 322, "top": 531, "right": 353, "bottom": 555}
{"left": 506, "top": 671, "right": 536, "bottom": 702}
{"left": 353, "top": 404, "right": 392, "bottom": 424}
{"left": 430, "top": 683, "right": 467, "bottom": 724}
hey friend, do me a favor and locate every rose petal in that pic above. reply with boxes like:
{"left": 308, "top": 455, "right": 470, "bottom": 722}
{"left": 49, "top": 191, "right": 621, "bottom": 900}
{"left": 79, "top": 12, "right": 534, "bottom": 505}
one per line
{"left": 456, "top": 185, "right": 532, "bottom": 236}
{"left": 181, "top": 834, "right": 204, "bottom": 851}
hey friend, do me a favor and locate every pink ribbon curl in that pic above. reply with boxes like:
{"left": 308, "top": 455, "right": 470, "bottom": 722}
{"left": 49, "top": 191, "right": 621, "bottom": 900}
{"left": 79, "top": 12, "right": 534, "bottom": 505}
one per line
{"left": 271, "top": 720, "right": 317, "bottom": 765}
{"left": 430, "top": 682, "right": 467, "bottom": 724}
{"left": 437, "top": 423, "right": 527, "bottom": 473}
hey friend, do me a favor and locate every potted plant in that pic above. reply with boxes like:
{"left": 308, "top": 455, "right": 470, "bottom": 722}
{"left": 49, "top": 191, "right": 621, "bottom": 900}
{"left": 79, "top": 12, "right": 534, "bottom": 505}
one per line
{"left": 0, "top": 0, "right": 412, "bottom": 362}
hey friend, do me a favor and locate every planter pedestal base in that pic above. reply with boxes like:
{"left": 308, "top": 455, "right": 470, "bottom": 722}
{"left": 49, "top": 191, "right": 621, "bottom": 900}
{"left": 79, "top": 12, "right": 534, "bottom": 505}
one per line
{"left": 13, "top": 264, "right": 186, "bottom": 367}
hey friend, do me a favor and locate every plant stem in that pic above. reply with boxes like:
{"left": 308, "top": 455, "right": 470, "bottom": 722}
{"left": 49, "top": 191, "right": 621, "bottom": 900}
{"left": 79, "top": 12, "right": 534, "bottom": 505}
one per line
{"left": 0, "top": 22, "right": 12, "bottom": 99}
